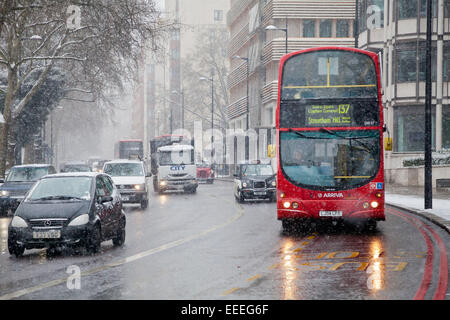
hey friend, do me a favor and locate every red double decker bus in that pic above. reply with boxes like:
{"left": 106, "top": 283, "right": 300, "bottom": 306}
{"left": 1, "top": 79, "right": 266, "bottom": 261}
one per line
{"left": 276, "top": 47, "right": 385, "bottom": 231}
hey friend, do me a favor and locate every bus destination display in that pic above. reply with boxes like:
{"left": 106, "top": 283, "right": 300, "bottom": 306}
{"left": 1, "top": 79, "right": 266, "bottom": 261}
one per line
{"left": 306, "top": 104, "right": 352, "bottom": 126}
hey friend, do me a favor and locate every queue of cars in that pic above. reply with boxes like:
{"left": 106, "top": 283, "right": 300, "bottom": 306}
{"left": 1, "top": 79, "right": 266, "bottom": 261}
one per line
{"left": 1, "top": 158, "right": 147, "bottom": 257}
{"left": 1, "top": 158, "right": 275, "bottom": 258}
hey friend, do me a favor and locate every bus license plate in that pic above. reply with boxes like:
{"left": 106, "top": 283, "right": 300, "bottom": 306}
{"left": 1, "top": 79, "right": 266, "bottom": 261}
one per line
{"left": 319, "top": 211, "right": 343, "bottom": 217}
{"left": 33, "top": 230, "right": 61, "bottom": 239}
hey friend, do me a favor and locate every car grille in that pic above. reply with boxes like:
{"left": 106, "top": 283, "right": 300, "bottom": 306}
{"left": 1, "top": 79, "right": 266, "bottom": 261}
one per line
{"left": 118, "top": 185, "right": 135, "bottom": 190}
{"left": 28, "top": 218, "right": 68, "bottom": 229}
{"left": 254, "top": 181, "right": 266, "bottom": 189}
{"left": 170, "top": 173, "right": 187, "bottom": 178}
{"left": 6, "top": 190, "right": 26, "bottom": 197}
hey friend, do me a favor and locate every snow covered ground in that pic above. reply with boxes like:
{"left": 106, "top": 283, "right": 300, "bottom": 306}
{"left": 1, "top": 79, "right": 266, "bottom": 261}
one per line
{"left": 386, "top": 193, "right": 450, "bottom": 221}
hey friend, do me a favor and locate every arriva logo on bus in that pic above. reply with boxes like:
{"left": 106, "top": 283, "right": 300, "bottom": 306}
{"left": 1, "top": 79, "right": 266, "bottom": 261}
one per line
{"left": 318, "top": 193, "right": 345, "bottom": 198}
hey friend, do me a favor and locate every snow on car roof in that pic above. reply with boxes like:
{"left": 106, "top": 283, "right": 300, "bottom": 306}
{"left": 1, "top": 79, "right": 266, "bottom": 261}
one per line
{"left": 12, "top": 164, "right": 53, "bottom": 168}
{"left": 104, "top": 159, "right": 143, "bottom": 164}
{"left": 43, "top": 172, "right": 99, "bottom": 179}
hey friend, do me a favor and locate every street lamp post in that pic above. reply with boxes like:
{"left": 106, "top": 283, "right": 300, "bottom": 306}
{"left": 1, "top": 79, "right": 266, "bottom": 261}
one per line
{"left": 200, "top": 74, "right": 214, "bottom": 162}
{"left": 265, "top": 18, "right": 288, "bottom": 55}
{"left": 232, "top": 55, "right": 250, "bottom": 160}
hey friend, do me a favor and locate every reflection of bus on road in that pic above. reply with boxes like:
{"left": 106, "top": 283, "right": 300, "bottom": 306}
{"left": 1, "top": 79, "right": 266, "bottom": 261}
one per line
{"left": 114, "top": 140, "right": 144, "bottom": 160}
{"left": 276, "top": 47, "right": 385, "bottom": 232}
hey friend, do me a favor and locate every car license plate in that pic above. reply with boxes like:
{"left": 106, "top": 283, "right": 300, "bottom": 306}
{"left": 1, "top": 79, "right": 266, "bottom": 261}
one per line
{"left": 33, "top": 230, "right": 61, "bottom": 239}
{"left": 254, "top": 191, "right": 266, "bottom": 195}
{"left": 319, "top": 211, "right": 343, "bottom": 217}
{"left": 121, "top": 196, "right": 129, "bottom": 201}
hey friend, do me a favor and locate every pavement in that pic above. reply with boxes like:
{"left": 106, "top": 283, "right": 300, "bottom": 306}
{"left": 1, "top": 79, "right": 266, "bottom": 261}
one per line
{"left": 216, "top": 176, "right": 450, "bottom": 234}
{"left": 385, "top": 185, "right": 450, "bottom": 234}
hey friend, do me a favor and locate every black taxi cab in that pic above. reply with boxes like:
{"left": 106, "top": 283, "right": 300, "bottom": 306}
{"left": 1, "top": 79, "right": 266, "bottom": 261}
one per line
{"left": 233, "top": 161, "right": 276, "bottom": 203}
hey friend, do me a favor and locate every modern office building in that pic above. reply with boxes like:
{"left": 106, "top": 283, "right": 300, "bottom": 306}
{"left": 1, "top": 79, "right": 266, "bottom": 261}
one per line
{"left": 357, "top": 0, "right": 450, "bottom": 174}
{"left": 227, "top": 0, "right": 356, "bottom": 159}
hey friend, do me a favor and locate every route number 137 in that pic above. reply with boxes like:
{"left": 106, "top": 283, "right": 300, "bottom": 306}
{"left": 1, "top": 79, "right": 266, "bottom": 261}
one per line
{"left": 339, "top": 104, "right": 350, "bottom": 114}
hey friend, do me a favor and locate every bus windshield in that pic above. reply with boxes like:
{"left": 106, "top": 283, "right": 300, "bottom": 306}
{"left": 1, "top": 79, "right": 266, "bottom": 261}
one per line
{"left": 280, "top": 130, "right": 380, "bottom": 190}
{"left": 281, "top": 50, "right": 378, "bottom": 100}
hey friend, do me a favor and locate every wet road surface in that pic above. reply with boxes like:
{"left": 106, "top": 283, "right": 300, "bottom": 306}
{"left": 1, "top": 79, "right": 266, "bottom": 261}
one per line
{"left": 0, "top": 181, "right": 448, "bottom": 300}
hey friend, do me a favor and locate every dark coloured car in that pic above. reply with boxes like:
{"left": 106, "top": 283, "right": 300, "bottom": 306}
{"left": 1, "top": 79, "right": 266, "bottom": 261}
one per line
{"left": 196, "top": 163, "right": 214, "bottom": 184}
{"left": 233, "top": 161, "right": 277, "bottom": 203}
{"left": 8, "top": 172, "right": 126, "bottom": 257}
{"left": 0, "top": 164, "right": 56, "bottom": 215}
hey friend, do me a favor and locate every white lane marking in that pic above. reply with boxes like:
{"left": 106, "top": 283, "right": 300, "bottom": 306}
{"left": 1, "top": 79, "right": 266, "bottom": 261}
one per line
{"left": 0, "top": 202, "right": 244, "bottom": 300}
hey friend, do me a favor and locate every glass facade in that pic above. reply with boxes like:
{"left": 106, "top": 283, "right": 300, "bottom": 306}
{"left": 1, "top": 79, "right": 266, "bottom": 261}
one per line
{"left": 396, "top": 43, "right": 437, "bottom": 83}
{"left": 319, "top": 20, "right": 332, "bottom": 37}
{"left": 336, "top": 20, "right": 349, "bottom": 37}
{"left": 303, "top": 19, "right": 315, "bottom": 37}
{"left": 394, "top": 106, "right": 436, "bottom": 152}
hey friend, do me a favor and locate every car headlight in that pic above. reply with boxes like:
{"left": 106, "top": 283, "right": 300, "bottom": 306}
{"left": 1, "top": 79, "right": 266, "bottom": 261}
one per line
{"left": 242, "top": 182, "right": 248, "bottom": 188}
{"left": 68, "top": 214, "right": 89, "bottom": 226}
{"left": 271, "top": 180, "right": 276, "bottom": 187}
{"left": 134, "top": 184, "right": 145, "bottom": 191}
{"left": 160, "top": 180, "right": 167, "bottom": 187}
{"left": 0, "top": 190, "right": 9, "bottom": 197}
{"left": 11, "top": 216, "right": 28, "bottom": 228}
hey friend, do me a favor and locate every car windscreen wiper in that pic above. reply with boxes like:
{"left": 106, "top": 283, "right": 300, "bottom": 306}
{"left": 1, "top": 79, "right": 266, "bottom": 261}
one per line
{"left": 31, "top": 195, "right": 84, "bottom": 201}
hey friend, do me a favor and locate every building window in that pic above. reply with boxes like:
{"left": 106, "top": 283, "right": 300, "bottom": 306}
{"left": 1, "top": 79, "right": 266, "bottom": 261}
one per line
{"left": 444, "top": 42, "right": 450, "bottom": 82}
{"left": 303, "top": 19, "right": 315, "bottom": 38}
{"left": 398, "top": 0, "right": 418, "bottom": 19}
{"left": 394, "top": 105, "right": 435, "bottom": 152}
{"left": 336, "top": 20, "right": 349, "bottom": 37}
{"left": 214, "top": 10, "right": 223, "bottom": 22}
{"left": 418, "top": 44, "right": 437, "bottom": 81}
{"left": 397, "top": 49, "right": 417, "bottom": 82}
{"left": 266, "top": 107, "right": 274, "bottom": 126}
{"left": 319, "top": 20, "right": 332, "bottom": 37}
{"left": 444, "top": 106, "right": 450, "bottom": 149}
{"left": 420, "top": 0, "right": 438, "bottom": 18}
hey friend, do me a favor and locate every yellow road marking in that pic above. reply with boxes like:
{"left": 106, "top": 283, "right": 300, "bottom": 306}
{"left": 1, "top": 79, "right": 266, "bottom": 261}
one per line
{"left": 247, "top": 274, "right": 261, "bottom": 282}
{"left": 222, "top": 287, "right": 240, "bottom": 295}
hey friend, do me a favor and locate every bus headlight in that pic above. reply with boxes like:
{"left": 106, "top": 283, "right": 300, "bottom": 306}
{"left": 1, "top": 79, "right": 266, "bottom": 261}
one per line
{"left": 280, "top": 192, "right": 286, "bottom": 198}
{"left": 370, "top": 201, "right": 379, "bottom": 209}
{"left": 363, "top": 202, "right": 370, "bottom": 209}
{"left": 283, "top": 201, "right": 291, "bottom": 209}
{"left": 292, "top": 202, "right": 299, "bottom": 209}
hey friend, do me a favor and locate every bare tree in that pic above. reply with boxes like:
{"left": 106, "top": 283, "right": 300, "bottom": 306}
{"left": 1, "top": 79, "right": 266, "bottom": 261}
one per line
{"left": 181, "top": 27, "right": 229, "bottom": 132}
{"left": 0, "top": 0, "right": 171, "bottom": 176}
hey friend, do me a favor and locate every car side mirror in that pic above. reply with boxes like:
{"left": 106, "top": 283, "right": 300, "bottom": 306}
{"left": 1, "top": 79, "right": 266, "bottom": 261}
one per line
{"left": 98, "top": 196, "right": 113, "bottom": 204}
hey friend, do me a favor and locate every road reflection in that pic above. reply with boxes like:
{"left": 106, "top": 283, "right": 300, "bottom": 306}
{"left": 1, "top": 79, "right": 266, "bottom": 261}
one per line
{"left": 281, "top": 239, "right": 298, "bottom": 300}
{"left": 0, "top": 218, "right": 10, "bottom": 255}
